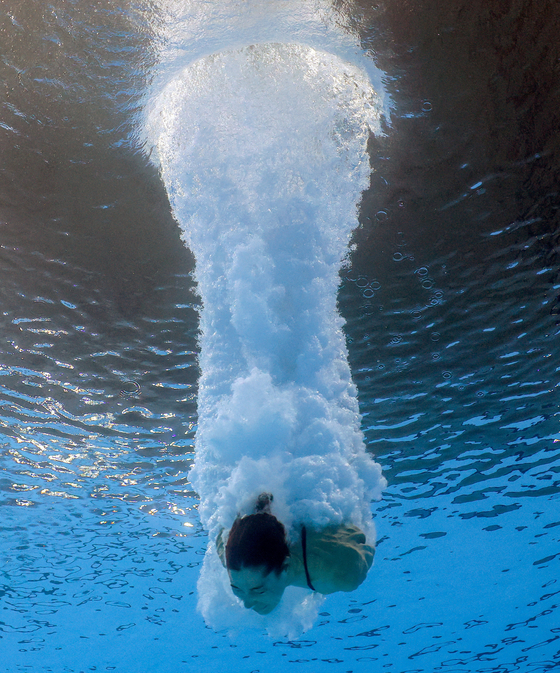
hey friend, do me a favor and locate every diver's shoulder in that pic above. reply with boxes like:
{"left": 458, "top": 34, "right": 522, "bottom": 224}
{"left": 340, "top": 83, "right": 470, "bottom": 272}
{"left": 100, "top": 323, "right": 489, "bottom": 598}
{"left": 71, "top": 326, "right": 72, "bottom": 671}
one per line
{"left": 304, "top": 523, "right": 374, "bottom": 594}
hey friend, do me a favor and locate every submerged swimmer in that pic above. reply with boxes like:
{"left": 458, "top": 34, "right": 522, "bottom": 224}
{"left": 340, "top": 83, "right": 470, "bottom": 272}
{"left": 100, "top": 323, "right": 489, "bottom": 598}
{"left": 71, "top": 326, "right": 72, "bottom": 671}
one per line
{"left": 217, "top": 494, "right": 374, "bottom": 615}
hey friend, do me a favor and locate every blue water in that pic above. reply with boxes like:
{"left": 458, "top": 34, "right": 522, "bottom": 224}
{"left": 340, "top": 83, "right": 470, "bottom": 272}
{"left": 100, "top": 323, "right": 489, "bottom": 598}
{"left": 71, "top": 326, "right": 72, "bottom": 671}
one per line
{"left": 2, "top": 0, "right": 560, "bottom": 671}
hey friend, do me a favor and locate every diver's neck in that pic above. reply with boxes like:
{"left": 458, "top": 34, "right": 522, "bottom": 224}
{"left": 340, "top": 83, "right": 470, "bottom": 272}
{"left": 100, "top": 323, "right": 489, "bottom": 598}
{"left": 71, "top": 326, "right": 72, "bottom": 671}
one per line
{"left": 286, "top": 540, "right": 310, "bottom": 589}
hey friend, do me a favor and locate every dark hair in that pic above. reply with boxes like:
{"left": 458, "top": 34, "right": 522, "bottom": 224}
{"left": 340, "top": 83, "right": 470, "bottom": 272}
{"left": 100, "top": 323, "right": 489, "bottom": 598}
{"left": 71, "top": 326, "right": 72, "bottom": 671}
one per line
{"left": 225, "top": 494, "right": 289, "bottom": 576}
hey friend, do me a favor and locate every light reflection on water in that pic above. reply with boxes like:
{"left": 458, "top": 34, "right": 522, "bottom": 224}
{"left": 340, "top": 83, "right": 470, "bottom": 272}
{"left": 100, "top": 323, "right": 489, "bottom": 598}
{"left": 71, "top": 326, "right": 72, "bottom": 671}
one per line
{"left": 1, "top": 0, "right": 560, "bottom": 671}
{"left": 0, "top": 243, "right": 199, "bottom": 512}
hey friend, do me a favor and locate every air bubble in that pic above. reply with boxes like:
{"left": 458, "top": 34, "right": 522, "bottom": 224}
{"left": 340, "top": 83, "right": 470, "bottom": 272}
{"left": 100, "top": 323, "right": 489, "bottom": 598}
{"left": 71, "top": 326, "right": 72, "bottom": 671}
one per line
{"left": 120, "top": 381, "right": 141, "bottom": 398}
{"left": 393, "top": 252, "right": 404, "bottom": 262}
{"left": 422, "top": 279, "right": 434, "bottom": 289}
{"left": 442, "top": 371, "right": 452, "bottom": 379}
{"left": 363, "top": 289, "right": 374, "bottom": 298}
{"left": 416, "top": 267, "right": 429, "bottom": 276}
{"left": 422, "top": 101, "right": 432, "bottom": 112}
{"left": 376, "top": 210, "right": 388, "bottom": 222}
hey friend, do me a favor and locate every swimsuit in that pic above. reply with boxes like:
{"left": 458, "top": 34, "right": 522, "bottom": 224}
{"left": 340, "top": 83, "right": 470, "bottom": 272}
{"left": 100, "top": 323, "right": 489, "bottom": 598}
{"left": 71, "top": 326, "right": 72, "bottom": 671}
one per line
{"left": 301, "top": 525, "right": 316, "bottom": 591}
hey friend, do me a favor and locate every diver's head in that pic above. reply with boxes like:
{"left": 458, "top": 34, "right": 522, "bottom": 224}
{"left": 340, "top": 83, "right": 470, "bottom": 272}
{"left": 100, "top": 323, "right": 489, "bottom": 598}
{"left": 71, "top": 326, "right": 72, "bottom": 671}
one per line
{"left": 226, "top": 494, "right": 290, "bottom": 614}
{"left": 228, "top": 563, "right": 288, "bottom": 614}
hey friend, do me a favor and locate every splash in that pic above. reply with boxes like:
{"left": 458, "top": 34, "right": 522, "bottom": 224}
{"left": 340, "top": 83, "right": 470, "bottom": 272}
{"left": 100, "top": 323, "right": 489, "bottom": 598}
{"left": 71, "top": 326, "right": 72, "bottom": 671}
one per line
{"left": 144, "top": 1, "right": 387, "bottom": 637}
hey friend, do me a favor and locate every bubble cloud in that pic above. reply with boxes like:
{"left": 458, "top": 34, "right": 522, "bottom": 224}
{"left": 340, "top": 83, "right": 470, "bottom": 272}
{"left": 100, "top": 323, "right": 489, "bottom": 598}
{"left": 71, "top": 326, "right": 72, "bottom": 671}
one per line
{"left": 144, "top": 2, "right": 388, "bottom": 636}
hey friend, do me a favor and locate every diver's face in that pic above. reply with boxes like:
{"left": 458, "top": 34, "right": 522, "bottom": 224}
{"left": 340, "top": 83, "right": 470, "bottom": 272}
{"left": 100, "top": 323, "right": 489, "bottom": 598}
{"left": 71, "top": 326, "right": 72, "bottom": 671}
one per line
{"left": 228, "top": 565, "right": 287, "bottom": 615}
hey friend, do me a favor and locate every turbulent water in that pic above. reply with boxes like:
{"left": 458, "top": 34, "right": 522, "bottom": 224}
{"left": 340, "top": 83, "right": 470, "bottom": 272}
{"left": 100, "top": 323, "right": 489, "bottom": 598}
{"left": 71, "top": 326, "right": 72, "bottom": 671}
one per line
{"left": 145, "top": 38, "right": 387, "bottom": 634}
{"left": 1, "top": 0, "right": 560, "bottom": 671}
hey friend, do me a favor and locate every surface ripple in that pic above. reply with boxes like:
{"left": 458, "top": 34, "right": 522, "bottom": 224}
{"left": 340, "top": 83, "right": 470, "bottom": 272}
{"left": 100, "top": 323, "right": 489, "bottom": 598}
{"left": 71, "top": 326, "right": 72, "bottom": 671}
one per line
{"left": 2, "top": 0, "right": 560, "bottom": 671}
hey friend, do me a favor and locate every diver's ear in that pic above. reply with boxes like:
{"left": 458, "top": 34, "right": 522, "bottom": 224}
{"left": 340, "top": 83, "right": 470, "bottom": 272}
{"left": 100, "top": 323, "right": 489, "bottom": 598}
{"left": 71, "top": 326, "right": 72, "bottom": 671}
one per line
{"left": 216, "top": 529, "right": 226, "bottom": 567}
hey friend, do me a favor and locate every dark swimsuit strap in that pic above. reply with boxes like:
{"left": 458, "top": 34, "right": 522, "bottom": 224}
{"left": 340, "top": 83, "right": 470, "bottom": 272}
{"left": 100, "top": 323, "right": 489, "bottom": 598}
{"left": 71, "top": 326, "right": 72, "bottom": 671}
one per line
{"left": 301, "top": 525, "right": 316, "bottom": 591}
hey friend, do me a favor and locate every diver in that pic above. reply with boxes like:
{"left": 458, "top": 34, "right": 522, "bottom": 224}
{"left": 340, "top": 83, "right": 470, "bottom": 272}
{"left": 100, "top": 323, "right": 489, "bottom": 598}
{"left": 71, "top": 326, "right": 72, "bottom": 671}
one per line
{"left": 216, "top": 493, "right": 374, "bottom": 615}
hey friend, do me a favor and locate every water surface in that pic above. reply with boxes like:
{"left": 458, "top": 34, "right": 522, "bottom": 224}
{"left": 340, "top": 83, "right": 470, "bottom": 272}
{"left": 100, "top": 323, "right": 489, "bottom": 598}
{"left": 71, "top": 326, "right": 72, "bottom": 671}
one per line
{"left": 1, "top": 1, "right": 560, "bottom": 671}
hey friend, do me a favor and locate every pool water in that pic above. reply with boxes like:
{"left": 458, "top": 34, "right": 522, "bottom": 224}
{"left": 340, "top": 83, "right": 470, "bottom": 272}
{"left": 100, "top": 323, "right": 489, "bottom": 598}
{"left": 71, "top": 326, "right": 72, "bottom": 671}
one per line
{"left": 2, "top": 1, "right": 560, "bottom": 671}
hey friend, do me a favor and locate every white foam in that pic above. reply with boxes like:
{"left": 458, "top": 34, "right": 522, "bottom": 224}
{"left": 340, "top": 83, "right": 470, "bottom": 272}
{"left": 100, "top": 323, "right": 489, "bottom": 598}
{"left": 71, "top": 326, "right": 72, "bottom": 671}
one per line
{"left": 139, "top": 0, "right": 391, "bottom": 137}
{"left": 143, "top": 7, "right": 387, "bottom": 637}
